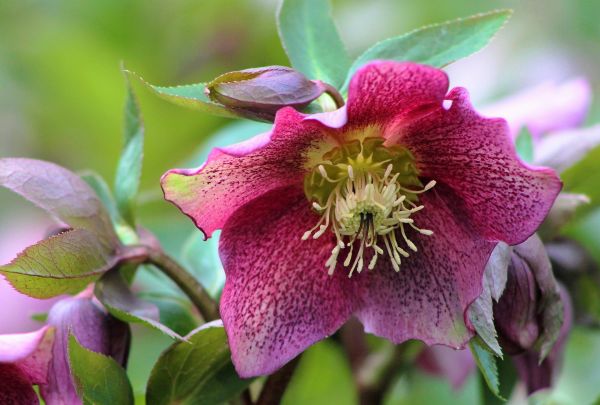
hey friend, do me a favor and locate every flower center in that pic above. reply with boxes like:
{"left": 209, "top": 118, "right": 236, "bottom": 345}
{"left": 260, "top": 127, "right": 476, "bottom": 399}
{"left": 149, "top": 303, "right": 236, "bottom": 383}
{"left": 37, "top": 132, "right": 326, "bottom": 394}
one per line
{"left": 303, "top": 137, "right": 435, "bottom": 277}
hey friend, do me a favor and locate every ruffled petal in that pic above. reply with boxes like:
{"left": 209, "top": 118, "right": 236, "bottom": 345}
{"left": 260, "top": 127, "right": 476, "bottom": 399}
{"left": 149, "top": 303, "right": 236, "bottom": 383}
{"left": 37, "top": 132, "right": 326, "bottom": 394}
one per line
{"left": 400, "top": 87, "right": 562, "bottom": 245}
{"left": 162, "top": 108, "right": 335, "bottom": 239}
{"left": 0, "top": 364, "right": 39, "bottom": 405}
{"left": 354, "top": 186, "right": 495, "bottom": 347}
{"left": 345, "top": 61, "right": 449, "bottom": 128}
{"left": 219, "top": 187, "right": 356, "bottom": 377}
{"left": 480, "top": 78, "right": 591, "bottom": 139}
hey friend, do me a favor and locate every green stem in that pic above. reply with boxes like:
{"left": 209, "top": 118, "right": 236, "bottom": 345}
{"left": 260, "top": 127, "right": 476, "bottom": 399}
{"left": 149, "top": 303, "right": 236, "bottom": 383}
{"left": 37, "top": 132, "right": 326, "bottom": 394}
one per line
{"left": 121, "top": 245, "right": 219, "bottom": 322}
{"left": 146, "top": 248, "right": 220, "bottom": 322}
{"left": 320, "top": 82, "right": 345, "bottom": 109}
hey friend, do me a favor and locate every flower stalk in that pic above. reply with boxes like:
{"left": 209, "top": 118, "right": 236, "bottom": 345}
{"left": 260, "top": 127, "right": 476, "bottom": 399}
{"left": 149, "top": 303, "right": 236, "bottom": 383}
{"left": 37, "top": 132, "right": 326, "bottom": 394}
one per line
{"left": 119, "top": 245, "right": 219, "bottom": 322}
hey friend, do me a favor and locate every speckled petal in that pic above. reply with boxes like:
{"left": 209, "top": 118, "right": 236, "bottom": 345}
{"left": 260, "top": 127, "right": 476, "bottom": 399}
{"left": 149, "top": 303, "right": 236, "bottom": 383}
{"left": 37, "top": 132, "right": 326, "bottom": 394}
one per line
{"left": 162, "top": 108, "right": 334, "bottom": 239}
{"left": 400, "top": 87, "right": 562, "bottom": 245}
{"left": 354, "top": 186, "right": 495, "bottom": 348}
{"left": 219, "top": 187, "right": 356, "bottom": 377}
{"left": 345, "top": 61, "right": 449, "bottom": 128}
{"left": 0, "top": 326, "right": 54, "bottom": 385}
{"left": 0, "top": 364, "right": 39, "bottom": 405}
{"left": 481, "top": 78, "right": 591, "bottom": 139}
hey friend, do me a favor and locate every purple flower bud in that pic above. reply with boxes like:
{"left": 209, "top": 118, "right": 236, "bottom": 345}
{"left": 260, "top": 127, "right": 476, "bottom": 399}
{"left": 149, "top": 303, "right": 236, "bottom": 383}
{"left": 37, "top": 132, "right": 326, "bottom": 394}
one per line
{"left": 39, "top": 291, "right": 131, "bottom": 404}
{"left": 0, "top": 290, "right": 130, "bottom": 404}
{"left": 494, "top": 250, "right": 540, "bottom": 354}
{"left": 494, "top": 235, "right": 564, "bottom": 357}
{"left": 513, "top": 284, "right": 573, "bottom": 394}
{"left": 205, "top": 66, "right": 330, "bottom": 121}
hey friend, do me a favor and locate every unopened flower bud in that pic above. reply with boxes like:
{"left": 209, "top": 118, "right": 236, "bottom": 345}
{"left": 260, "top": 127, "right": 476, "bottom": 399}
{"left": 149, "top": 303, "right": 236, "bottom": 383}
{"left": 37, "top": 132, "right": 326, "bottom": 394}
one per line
{"left": 494, "top": 235, "right": 563, "bottom": 356}
{"left": 40, "top": 292, "right": 131, "bottom": 403}
{"left": 205, "top": 66, "right": 334, "bottom": 121}
{"left": 494, "top": 250, "right": 540, "bottom": 354}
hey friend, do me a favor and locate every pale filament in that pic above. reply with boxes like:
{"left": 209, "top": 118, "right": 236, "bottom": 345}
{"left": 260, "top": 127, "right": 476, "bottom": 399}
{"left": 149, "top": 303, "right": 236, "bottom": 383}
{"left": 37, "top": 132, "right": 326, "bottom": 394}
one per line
{"left": 303, "top": 163, "right": 435, "bottom": 277}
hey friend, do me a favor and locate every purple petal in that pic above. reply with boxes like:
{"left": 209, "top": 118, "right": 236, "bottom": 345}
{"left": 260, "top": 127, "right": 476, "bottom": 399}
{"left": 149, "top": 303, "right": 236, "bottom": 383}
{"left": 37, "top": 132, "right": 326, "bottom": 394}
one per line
{"left": 494, "top": 250, "right": 540, "bottom": 354}
{"left": 354, "top": 186, "right": 495, "bottom": 348}
{"left": 481, "top": 78, "right": 591, "bottom": 139}
{"left": 512, "top": 284, "right": 572, "bottom": 394}
{"left": 39, "top": 295, "right": 131, "bottom": 404}
{"left": 161, "top": 107, "right": 333, "bottom": 239}
{"left": 0, "top": 326, "right": 54, "bottom": 385}
{"left": 0, "top": 364, "right": 39, "bottom": 405}
{"left": 0, "top": 327, "right": 50, "bottom": 363}
{"left": 219, "top": 187, "right": 356, "bottom": 377}
{"left": 345, "top": 61, "right": 449, "bottom": 128}
{"left": 400, "top": 87, "right": 562, "bottom": 245}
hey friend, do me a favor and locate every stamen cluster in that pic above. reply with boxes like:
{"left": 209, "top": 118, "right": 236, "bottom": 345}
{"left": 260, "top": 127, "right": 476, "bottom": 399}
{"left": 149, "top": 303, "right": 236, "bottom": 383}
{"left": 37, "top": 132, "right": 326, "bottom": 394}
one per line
{"left": 302, "top": 137, "right": 435, "bottom": 276}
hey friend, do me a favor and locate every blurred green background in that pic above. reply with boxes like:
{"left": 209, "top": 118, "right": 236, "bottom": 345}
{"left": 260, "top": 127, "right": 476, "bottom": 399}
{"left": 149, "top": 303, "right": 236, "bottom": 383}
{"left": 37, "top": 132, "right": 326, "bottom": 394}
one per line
{"left": 1, "top": 0, "right": 600, "bottom": 403}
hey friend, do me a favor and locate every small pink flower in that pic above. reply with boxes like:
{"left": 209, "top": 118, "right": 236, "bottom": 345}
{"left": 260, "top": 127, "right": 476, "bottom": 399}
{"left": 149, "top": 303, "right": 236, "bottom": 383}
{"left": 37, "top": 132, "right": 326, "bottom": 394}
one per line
{"left": 0, "top": 291, "right": 130, "bottom": 404}
{"left": 162, "top": 61, "right": 562, "bottom": 377}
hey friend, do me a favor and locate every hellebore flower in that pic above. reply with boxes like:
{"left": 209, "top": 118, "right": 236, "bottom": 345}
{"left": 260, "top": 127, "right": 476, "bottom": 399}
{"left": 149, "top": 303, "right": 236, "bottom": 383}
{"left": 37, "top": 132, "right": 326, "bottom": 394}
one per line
{"left": 0, "top": 290, "right": 130, "bottom": 404}
{"left": 162, "top": 61, "right": 562, "bottom": 377}
{"left": 0, "top": 326, "right": 54, "bottom": 404}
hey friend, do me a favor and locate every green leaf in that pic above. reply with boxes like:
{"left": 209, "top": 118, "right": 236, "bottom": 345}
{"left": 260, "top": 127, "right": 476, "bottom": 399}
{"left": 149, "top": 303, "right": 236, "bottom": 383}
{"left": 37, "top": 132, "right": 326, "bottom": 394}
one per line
{"left": 276, "top": 0, "right": 351, "bottom": 88}
{"left": 114, "top": 74, "right": 145, "bottom": 227}
{"left": 282, "top": 340, "right": 357, "bottom": 405}
{"left": 146, "top": 322, "right": 251, "bottom": 405}
{"left": 127, "top": 71, "right": 239, "bottom": 119}
{"left": 80, "top": 171, "right": 122, "bottom": 226}
{"left": 142, "top": 293, "right": 199, "bottom": 336}
{"left": 515, "top": 127, "right": 534, "bottom": 163}
{"left": 342, "top": 10, "right": 512, "bottom": 91}
{"left": 95, "top": 270, "right": 183, "bottom": 340}
{"left": 470, "top": 337, "right": 503, "bottom": 400}
{"left": 0, "top": 229, "right": 117, "bottom": 299}
{"left": 468, "top": 243, "right": 511, "bottom": 357}
{"left": 68, "top": 334, "right": 134, "bottom": 405}
{"left": 181, "top": 230, "right": 225, "bottom": 299}
{"left": 561, "top": 142, "right": 600, "bottom": 218}
{"left": 0, "top": 158, "right": 118, "bottom": 247}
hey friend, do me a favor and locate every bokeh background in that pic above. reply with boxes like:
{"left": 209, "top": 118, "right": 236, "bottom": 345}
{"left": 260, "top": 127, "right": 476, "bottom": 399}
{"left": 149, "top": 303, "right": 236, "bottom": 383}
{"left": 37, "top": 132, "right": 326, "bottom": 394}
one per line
{"left": 1, "top": 0, "right": 599, "bottom": 403}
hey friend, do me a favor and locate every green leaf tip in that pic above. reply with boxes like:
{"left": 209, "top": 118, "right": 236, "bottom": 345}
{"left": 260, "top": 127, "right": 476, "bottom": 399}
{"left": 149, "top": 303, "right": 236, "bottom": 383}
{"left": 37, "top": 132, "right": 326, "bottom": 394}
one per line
{"left": 114, "top": 72, "right": 145, "bottom": 228}
{"left": 125, "top": 70, "right": 240, "bottom": 119}
{"left": 470, "top": 337, "right": 505, "bottom": 401}
{"left": 68, "top": 333, "right": 134, "bottom": 405}
{"left": 342, "top": 9, "right": 513, "bottom": 92}
{"left": 277, "top": 0, "right": 350, "bottom": 88}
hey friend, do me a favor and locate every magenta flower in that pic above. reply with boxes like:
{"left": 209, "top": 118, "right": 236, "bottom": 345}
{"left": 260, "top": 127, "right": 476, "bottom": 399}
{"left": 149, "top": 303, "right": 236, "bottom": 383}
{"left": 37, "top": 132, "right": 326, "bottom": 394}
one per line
{"left": 0, "top": 326, "right": 54, "bottom": 404}
{"left": 0, "top": 290, "right": 130, "bottom": 404}
{"left": 161, "top": 61, "right": 562, "bottom": 377}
